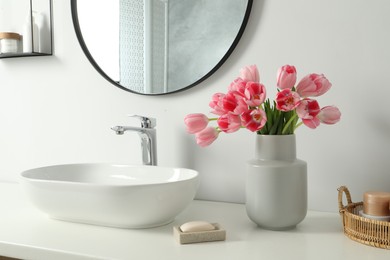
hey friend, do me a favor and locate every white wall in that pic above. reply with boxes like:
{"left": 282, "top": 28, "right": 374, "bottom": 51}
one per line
{"left": 1, "top": 0, "right": 390, "bottom": 213}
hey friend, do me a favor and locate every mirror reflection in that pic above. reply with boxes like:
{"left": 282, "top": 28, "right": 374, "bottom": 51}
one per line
{"left": 72, "top": 0, "right": 252, "bottom": 95}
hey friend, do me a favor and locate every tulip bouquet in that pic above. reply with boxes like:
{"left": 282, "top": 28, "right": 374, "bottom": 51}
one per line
{"left": 184, "top": 65, "right": 341, "bottom": 147}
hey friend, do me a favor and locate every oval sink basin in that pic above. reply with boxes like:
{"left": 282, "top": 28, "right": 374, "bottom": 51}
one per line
{"left": 20, "top": 163, "right": 199, "bottom": 228}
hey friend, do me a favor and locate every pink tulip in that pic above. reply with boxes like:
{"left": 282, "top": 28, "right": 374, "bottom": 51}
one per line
{"left": 195, "top": 127, "right": 219, "bottom": 147}
{"left": 296, "top": 99, "right": 320, "bottom": 118}
{"left": 209, "top": 92, "right": 241, "bottom": 115}
{"left": 318, "top": 106, "right": 341, "bottom": 124}
{"left": 241, "top": 108, "right": 267, "bottom": 132}
{"left": 302, "top": 118, "right": 320, "bottom": 129}
{"left": 239, "top": 65, "right": 260, "bottom": 83}
{"left": 275, "top": 89, "right": 301, "bottom": 112}
{"left": 217, "top": 113, "right": 241, "bottom": 133}
{"left": 244, "top": 82, "right": 266, "bottom": 107}
{"left": 221, "top": 92, "right": 239, "bottom": 113}
{"left": 296, "top": 73, "right": 332, "bottom": 97}
{"left": 228, "top": 78, "right": 247, "bottom": 96}
{"left": 209, "top": 93, "right": 225, "bottom": 115}
{"left": 277, "top": 65, "right": 297, "bottom": 89}
{"left": 296, "top": 99, "right": 321, "bottom": 129}
{"left": 233, "top": 97, "right": 249, "bottom": 115}
{"left": 184, "top": 113, "right": 209, "bottom": 134}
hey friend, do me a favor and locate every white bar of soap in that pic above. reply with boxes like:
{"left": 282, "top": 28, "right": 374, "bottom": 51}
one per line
{"left": 180, "top": 221, "right": 216, "bottom": 233}
{"left": 174, "top": 222, "right": 226, "bottom": 244}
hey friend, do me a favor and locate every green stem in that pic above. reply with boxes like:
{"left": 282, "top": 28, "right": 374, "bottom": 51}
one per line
{"left": 282, "top": 113, "right": 298, "bottom": 135}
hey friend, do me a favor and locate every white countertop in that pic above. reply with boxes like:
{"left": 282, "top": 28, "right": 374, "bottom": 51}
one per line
{"left": 0, "top": 182, "right": 388, "bottom": 260}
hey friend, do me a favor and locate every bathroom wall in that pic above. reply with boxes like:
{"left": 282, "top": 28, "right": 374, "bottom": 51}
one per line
{"left": 0, "top": 0, "right": 389, "bottom": 213}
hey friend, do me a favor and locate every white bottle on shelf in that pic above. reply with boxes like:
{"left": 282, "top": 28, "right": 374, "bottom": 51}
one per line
{"left": 35, "top": 12, "right": 49, "bottom": 53}
{"left": 23, "top": 11, "right": 32, "bottom": 53}
{"left": 32, "top": 11, "right": 40, "bottom": 53}
{"left": 23, "top": 10, "right": 39, "bottom": 53}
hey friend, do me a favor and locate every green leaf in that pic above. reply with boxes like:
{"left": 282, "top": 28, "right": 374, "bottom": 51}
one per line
{"left": 258, "top": 98, "right": 302, "bottom": 135}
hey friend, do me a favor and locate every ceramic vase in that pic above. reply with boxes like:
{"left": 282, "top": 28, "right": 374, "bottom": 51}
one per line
{"left": 246, "top": 134, "right": 307, "bottom": 230}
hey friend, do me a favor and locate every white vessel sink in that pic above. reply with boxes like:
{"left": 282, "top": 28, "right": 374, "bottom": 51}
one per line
{"left": 20, "top": 163, "right": 199, "bottom": 228}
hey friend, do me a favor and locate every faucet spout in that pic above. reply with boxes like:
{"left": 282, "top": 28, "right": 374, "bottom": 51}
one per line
{"left": 111, "top": 125, "right": 125, "bottom": 135}
{"left": 111, "top": 125, "right": 140, "bottom": 135}
{"left": 111, "top": 116, "right": 157, "bottom": 166}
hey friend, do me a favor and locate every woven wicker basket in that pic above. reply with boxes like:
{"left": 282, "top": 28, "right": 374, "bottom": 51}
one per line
{"left": 338, "top": 186, "right": 390, "bottom": 249}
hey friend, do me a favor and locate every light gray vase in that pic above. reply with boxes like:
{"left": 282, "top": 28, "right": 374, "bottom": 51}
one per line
{"left": 246, "top": 134, "right": 307, "bottom": 230}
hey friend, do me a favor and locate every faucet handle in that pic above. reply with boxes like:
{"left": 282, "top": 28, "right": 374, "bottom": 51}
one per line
{"left": 128, "top": 115, "right": 156, "bottom": 129}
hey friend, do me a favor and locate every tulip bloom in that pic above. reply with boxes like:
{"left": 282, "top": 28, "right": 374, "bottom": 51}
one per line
{"left": 195, "top": 127, "right": 219, "bottom": 147}
{"left": 209, "top": 93, "right": 226, "bottom": 115}
{"left": 244, "top": 82, "right": 266, "bottom": 107}
{"left": 296, "top": 99, "right": 321, "bottom": 129}
{"left": 232, "top": 97, "right": 249, "bottom": 115}
{"left": 221, "top": 92, "right": 239, "bottom": 113}
{"left": 296, "top": 73, "right": 332, "bottom": 97}
{"left": 241, "top": 108, "right": 267, "bottom": 132}
{"left": 184, "top": 113, "right": 209, "bottom": 134}
{"left": 275, "top": 89, "right": 300, "bottom": 112}
{"left": 318, "top": 106, "right": 341, "bottom": 124}
{"left": 228, "top": 78, "right": 247, "bottom": 96}
{"left": 239, "top": 65, "right": 260, "bottom": 83}
{"left": 217, "top": 113, "right": 241, "bottom": 133}
{"left": 277, "top": 65, "right": 297, "bottom": 89}
{"left": 209, "top": 92, "right": 241, "bottom": 115}
{"left": 301, "top": 117, "right": 320, "bottom": 129}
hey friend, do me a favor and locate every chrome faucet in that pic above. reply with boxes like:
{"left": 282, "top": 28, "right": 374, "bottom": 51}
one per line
{"left": 111, "top": 115, "right": 157, "bottom": 166}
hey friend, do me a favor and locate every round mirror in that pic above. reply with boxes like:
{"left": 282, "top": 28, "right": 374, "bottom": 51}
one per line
{"left": 71, "top": 0, "right": 253, "bottom": 95}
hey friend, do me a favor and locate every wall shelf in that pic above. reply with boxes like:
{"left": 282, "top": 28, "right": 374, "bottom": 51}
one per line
{"left": 0, "top": 0, "right": 52, "bottom": 59}
{"left": 0, "top": 52, "right": 51, "bottom": 59}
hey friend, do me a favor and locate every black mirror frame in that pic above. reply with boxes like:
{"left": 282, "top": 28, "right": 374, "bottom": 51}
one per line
{"left": 71, "top": 0, "right": 253, "bottom": 96}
